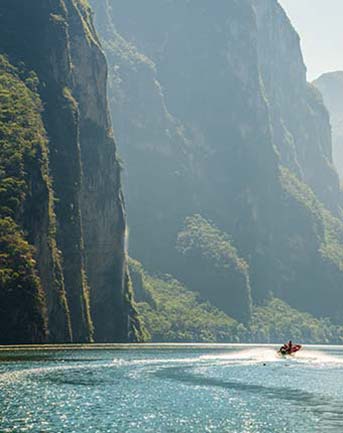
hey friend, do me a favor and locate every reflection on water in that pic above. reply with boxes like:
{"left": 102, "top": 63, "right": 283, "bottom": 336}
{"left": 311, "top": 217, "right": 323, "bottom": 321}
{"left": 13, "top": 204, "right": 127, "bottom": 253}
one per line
{"left": 0, "top": 345, "right": 343, "bottom": 433}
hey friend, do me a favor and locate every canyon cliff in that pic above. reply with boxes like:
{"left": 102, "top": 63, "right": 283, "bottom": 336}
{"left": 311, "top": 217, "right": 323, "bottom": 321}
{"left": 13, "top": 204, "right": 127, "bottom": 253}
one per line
{"left": 90, "top": 0, "right": 343, "bottom": 325}
{"left": 313, "top": 72, "right": 343, "bottom": 181}
{"left": 0, "top": 0, "right": 142, "bottom": 343}
{"left": 2, "top": 0, "right": 343, "bottom": 344}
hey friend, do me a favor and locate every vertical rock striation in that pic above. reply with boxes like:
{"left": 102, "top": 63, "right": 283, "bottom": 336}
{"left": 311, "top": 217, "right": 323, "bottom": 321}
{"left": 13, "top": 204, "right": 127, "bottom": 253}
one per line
{"left": 0, "top": 0, "right": 141, "bottom": 343}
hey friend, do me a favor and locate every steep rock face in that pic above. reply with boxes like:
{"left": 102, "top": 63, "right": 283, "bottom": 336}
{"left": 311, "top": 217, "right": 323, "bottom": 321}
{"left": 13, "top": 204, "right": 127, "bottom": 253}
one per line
{"left": 251, "top": 0, "right": 343, "bottom": 319}
{"left": 65, "top": 1, "right": 136, "bottom": 342}
{"left": 0, "top": 0, "right": 141, "bottom": 342}
{"left": 89, "top": 0, "right": 194, "bottom": 276}
{"left": 92, "top": 0, "right": 343, "bottom": 323}
{"left": 91, "top": 0, "right": 280, "bottom": 323}
{"left": 313, "top": 72, "right": 343, "bottom": 181}
{"left": 253, "top": 0, "right": 342, "bottom": 216}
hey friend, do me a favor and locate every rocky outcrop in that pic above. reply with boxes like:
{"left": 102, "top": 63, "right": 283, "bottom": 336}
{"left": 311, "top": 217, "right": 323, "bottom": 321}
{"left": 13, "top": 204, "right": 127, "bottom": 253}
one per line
{"left": 0, "top": 0, "right": 142, "bottom": 343}
{"left": 313, "top": 72, "right": 343, "bottom": 181}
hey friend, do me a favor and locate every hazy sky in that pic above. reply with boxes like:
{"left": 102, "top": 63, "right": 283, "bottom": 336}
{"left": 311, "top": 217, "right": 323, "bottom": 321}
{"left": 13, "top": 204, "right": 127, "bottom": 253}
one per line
{"left": 279, "top": 0, "right": 343, "bottom": 81}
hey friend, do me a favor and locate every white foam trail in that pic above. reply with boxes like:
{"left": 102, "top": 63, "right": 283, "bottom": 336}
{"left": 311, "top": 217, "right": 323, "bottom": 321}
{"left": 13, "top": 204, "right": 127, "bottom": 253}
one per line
{"left": 1, "top": 347, "right": 342, "bottom": 384}
{"left": 199, "top": 347, "right": 343, "bottom": 367}
{"left": 294, "top": 349, "right": 343, "bottom": 366}
{"left": 0, "top": 355, "right": 218, "bottom": 384}
{"left": 111, "top": 356, "right": 215, "bottom": 367}
{"left": 200, "top": 348, "right": 279, "bottom": 363}
{"left": 197, "top": 347, "right": 343, "bottom": 367}
{"left": 111, "top": 348, "right": 281, "bottom": 369}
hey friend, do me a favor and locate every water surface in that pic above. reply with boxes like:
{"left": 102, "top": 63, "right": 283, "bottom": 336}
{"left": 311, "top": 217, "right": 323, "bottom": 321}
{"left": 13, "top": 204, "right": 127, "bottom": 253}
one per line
{"left": 1, "top": 344, "right": 343, "bottom": 432}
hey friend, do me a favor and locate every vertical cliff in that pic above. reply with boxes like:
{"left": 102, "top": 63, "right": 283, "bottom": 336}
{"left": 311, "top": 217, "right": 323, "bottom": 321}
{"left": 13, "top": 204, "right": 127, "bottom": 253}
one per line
{"left": 89, "top": 0, "right": 193, "bottom": 275}
{"left": 64, "top": 1, "right": 137, "bottom": 342}
{"left": 90, "top": 0, "right": 343, "bottom": 324}
{"left": 90, "top": 0, "right": 258, "bottom": 323}
{"left": 313, "top": 72, "right": 343, "bottom": 181}
{"left": 0, "top": 0, "right": 142, "bottom": 343}
{"left": 253, "top": 0, "right": 342, "bottom": 216}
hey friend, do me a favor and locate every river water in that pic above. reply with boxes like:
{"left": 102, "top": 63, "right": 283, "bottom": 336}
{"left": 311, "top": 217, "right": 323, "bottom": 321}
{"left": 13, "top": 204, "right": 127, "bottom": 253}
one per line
{"left": 1, "top": 344, "right": 343, "bottom": 432}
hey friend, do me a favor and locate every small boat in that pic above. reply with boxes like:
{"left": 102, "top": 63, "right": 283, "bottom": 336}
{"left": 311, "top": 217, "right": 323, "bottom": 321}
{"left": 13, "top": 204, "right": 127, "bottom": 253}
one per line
{"left": 278, "top": 341, "right": 302, "bottom": 356}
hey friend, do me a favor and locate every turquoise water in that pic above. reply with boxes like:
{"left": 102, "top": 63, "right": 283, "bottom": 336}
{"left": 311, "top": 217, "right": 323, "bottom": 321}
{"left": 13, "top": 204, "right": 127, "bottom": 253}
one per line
{"left": 1, "top": 345, "right": 343, "bottom": 432}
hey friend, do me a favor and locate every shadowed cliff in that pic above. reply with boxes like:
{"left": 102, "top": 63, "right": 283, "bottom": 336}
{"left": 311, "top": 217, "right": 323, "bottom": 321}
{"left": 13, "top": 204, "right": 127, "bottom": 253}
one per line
{"left": 313, "top": 71, "right": 343, "bottom": 182}
{"left": 90, "top": 0, "right": 343, "bottom": 326}
{"left": 0, "top": 0, "right": 143, "bottom": 343}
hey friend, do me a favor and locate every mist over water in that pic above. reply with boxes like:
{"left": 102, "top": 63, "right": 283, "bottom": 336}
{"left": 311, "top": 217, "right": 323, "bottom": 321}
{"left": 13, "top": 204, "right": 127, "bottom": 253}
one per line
{"left": 1, "top": 345, "right": 343, "bottom": 433}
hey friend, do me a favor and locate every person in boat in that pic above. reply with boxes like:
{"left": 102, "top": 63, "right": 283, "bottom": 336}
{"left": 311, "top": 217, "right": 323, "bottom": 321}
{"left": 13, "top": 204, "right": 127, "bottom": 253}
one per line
{"left": 279, "top": 340, "right": 303, "bottom": 356}
{"left": 280, "top": 340, "right": 293, "bottom": 355}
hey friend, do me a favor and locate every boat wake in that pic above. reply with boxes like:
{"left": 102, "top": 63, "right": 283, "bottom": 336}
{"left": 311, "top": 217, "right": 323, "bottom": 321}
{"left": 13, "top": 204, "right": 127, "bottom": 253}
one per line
{"left": 198, "top": 347, "right": 343, "bottom": 367}
{"left": 1, "top": 346, "right": 342, "bottom": 385}
{"left": 293, "top": 349, "right": 343, "bottom": 366}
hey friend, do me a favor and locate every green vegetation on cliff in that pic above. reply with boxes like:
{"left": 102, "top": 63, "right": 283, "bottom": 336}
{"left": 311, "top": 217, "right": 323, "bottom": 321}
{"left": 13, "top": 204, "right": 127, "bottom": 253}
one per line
{"left": 177, "top": 215, "right": 249, "bottom": 273}
{"left": 72, "top": 0, "right": 99, "bottom": 47}
{"left": 0, "top": 56, "right": 46, "bottom": 218}
{"left": 280, "top": 166, "right": 343, "bottom": 269}
{"left": 130, "top": 259, "right": 244, "bottom": 343}
{"left": 0, "top": 0, "right": 141, "bottom": 343}
{"left": 0, "top": 56, "right": 50, "bottom": 343}
{"left": 250, "top": 298, "right": 343, "bottom": 344}
{"left": 0, "top": 218, "right": 47, "bottom": 343}
{"left": 176, "top": 215, "right": 252, "bottom": 323}
{"left": 131, "top": 259, "right": 343, "bottom": 344}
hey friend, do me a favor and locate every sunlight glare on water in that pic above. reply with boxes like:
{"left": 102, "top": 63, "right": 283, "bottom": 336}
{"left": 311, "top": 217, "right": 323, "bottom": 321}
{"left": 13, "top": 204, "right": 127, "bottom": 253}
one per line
{"left": 1, "top": 345, "right": 343, "bottom": 433}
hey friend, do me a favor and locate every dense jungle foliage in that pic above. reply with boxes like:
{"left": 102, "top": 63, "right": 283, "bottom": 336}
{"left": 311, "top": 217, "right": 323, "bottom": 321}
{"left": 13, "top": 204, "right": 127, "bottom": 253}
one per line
{"left": 130, "top": 259, "right": 245, "bottom": 343}
{"left": 131, "top": 259, "right": 343, "bottom": 344}
{"left": 0, "top": 55, "right": 49, "bottom": 342}
{"left": 176, "top": 215, "right": 252, "bottom": 323}
{"left": 251, "top": 298, "right": 343, "bottom": 344}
